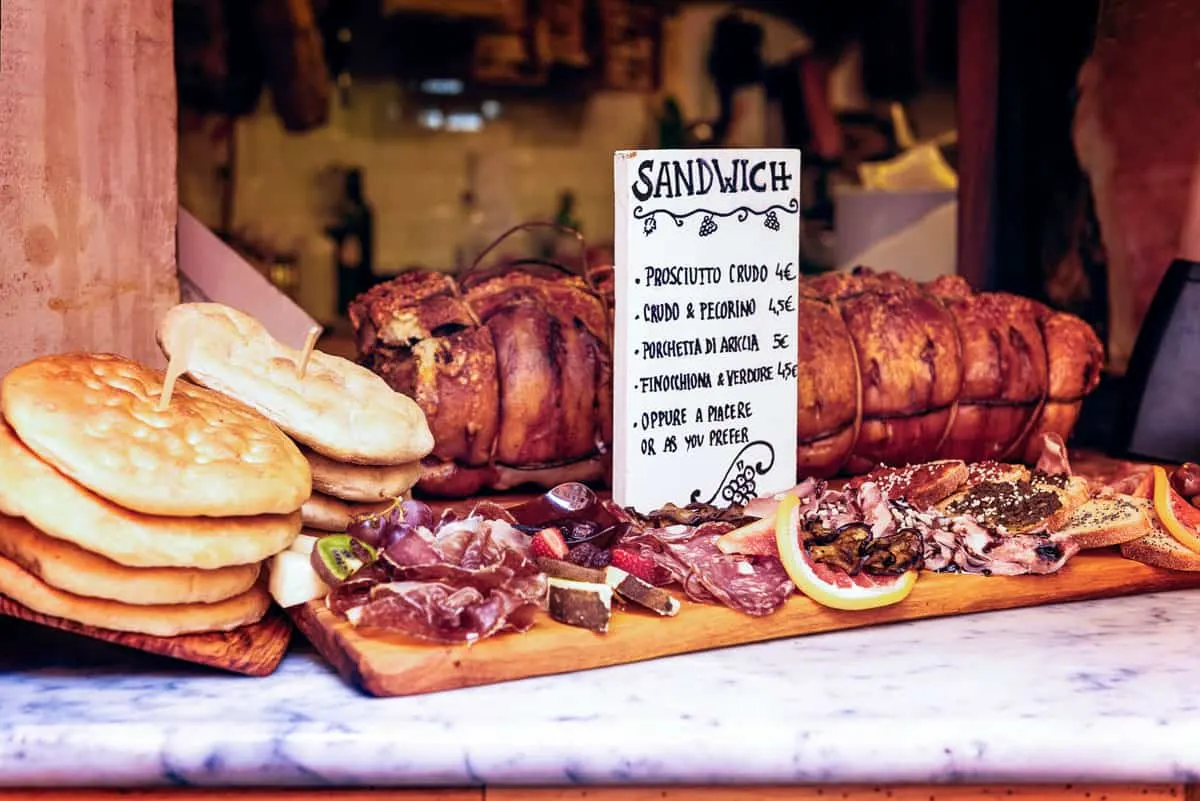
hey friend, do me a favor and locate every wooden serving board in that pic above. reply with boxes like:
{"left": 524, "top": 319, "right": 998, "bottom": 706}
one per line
{"left": 291, "top": 551, "right": 1200, "bottom": 697}
{"left": 0, "top": 598, "right": 293, "bottom": 676}
{"left": 293, "top": 452, "right": 1187, "bottom": 697}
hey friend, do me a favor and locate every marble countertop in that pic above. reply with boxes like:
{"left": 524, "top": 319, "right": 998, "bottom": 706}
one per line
{"left": 4, "top": 590, "right": 1200, "bottom": 788}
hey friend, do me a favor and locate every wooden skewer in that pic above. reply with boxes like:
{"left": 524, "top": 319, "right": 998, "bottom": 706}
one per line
{"left": 157, "top": 316, "right": 196, "bottom": 412}
{"left": 297, "top": 325, "right": 322, "bottom": 380}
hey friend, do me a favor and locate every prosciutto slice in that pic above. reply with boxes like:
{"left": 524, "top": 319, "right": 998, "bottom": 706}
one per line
{"left": 344, "top": 581, "right": 541, "bottom": 643}
{"left": 624, "top": 522, "right": 794, "bottom": 617}
{"left": 326, "top": 518, "right": 547, "bottom": 644}
{"left": 716, "top": 451, "right": 1085, "bottom": 579}
{"left": 898, "top": 505, "right": 1079, "bottom": 576}
{"left": 1034, "top": 433, "right": 1073, "bottom": 477}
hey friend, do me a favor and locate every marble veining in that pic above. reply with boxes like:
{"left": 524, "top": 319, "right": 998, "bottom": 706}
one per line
{"left": 4, "top": 590, "right": 1200, "bottom": 787}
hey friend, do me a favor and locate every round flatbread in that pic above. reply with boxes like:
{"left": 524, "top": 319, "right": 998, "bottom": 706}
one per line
{"left": 304, "top": 447, "right": 423, "bottom": 502}
{"left": 301, "top": 492, "right": 395, "bottom": 532}
{"left": 0, "top": 554, "right": 270, "bottom": 637}
{"left": 0, "top": 353, "right": 311, "bottom": 517}
{"left": 0, "top": 514, "right": 260, "bottom": 605}
{"left": 158, "top": 303, "right": 435, "bottom": 465}
{"left": 0, "top": 418, "right": 301, "bottom": 568}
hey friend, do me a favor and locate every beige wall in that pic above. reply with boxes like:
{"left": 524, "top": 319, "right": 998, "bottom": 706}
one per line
{"left": 177, "top": 8, "right": 954, "bottom": 324}
{"left": 179, "top": 87, "right": 658, "bottom": 323}
{"left": 176, "top": 8, "right": 752, "bottom": 324}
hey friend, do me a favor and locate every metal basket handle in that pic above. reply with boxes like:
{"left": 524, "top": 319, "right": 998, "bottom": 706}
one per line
{"left": 463, "top": 221, "right": 592, "bottom": 287}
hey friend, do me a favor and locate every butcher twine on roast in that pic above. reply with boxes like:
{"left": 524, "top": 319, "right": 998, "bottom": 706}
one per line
{"left": 350, "top": 265, "right": 612, "bottom": 498}
{"left": 351, "top": 264, "right": 1103, "bottom": 498}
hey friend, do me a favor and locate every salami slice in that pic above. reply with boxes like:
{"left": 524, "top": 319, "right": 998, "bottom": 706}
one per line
{"left": 626, "top": 522, "right": 794, "bottom": 617}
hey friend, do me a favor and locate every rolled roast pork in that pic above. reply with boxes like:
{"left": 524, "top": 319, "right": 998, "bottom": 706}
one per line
{"left": 351, "top": 264, "right": 1103, "bottom": 497}
{"left": 351, "top": 265, "right": 613, "bottom": 498}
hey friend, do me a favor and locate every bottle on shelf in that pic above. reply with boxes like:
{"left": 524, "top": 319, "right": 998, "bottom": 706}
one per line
{"left": 325, "top": 167, "right": 375, "bottom": 317}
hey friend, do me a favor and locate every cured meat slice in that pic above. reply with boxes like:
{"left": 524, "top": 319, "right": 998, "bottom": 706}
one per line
{"left": 347, "top": 582, "right": 523, "bottom": 643}
{"left": 1034, "top": 433, "right": 1072, "bottom": 476}
{"left": 625, "top": 522, "right": 794, "bottom": 617}
{"left": 326, "top": 517, "right": 547, "bottom": 643}
{"left": 718, "top": 450, "right": 1086, "bottom": 580}
{"left": 918, "top": 515, "right": 1079, "bottom": 577}
{"left": 1072, "top": 0, "right": 1200, "bottom": 371}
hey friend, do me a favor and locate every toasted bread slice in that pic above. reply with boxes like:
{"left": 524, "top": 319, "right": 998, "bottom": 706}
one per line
{"left": 1121, "top": 511, "right": 1200, "bottom": 571}
{"left": 966, "top": 461, "right": 1031, "bottom": 484}
{"left": 846, "top": 459, "right": 968, "bottom": 508}
{"left": 936, "top": 463, "right": 1089, "bottom": 534}
{"left": 1030, "top": 472, "right": 1092, "bottom": 532}
{"left": 1058, "top": 495, "right": 1150, "bottom": 549}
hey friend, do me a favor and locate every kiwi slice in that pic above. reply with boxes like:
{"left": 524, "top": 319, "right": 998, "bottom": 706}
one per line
{"left": 311, "top": 534, "right": 377, "bottom": 587}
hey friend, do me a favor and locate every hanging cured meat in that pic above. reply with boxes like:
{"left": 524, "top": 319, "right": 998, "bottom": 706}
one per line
{"left": 1073, "top": 0, "right": 1200, "bottom": 372}
{"left": 256, "top": 0, "right": 331, "bottom": 132}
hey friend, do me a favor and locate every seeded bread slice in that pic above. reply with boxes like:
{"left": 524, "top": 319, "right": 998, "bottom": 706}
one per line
{"left": 1121, "top": 512, "right": 1200, "bottom": 571}
{"left": 846, "top": 459, "right": 969, "bottom": 509}
{"left": 1058, "top": 495, "right": 1150, "bottom": 549}
{"left": 965, "top": 461, "right": 1031, "bottom": 484}
{"left": 1031, "top": 473, "right": 1093, "bottom": 532}
{"left": 935, "top": 466, "right": 1090, "bottom": 535}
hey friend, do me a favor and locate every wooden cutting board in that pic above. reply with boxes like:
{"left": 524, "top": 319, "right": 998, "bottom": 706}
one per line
{"left": 0, "top": 598, "right": 292, "bottom": 676}
{"left": 291, "top": 551, "right": 1200, "bottom": 697}
{"left": 291, "top": 452, "right": 1184, "bottom": 696}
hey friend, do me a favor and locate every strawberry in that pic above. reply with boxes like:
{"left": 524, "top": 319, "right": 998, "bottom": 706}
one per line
{"left": 530, "top": 527, "right": 568, "bottom": 560}
{"left": 610, "top": 547, "right": 659, "bottom": 584}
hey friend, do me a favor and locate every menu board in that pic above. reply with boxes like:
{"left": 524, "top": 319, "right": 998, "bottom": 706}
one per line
{"left": 612, "top": 149, "right": 801, "bottom": 512}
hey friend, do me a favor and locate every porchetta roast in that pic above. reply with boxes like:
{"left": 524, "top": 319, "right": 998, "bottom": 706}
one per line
{"left": 351, "top": 259, "right": 1103, "bottom": 498}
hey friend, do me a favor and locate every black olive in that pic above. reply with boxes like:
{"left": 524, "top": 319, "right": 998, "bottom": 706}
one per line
{"left": 1173, "top": 463, "right": 1200, "bottom": 499}
{"left": 1034, "top": 542, "right": 1064, "bottom": 562}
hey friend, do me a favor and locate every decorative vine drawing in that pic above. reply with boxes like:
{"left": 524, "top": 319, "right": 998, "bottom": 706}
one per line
{"left": 634, "top": 198, "right": 799, "bottom": 238}
{"left": 690, "top": 440, "right": 777, "bottom": 506}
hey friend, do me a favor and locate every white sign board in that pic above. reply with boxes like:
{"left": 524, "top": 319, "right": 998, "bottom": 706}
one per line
{"left": 612, "top": 148, "right": 801, "bottom": 512}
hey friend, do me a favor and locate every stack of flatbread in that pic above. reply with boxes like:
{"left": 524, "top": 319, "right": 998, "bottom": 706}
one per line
{"left": 157, "top": 303, "right": 434, "bottom": 535}
{"left": 0, "top": 353, "right": 310, "bottom": 636}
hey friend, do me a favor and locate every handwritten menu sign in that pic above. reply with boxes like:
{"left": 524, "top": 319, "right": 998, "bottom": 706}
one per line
{"left": 612, "top": 148, "right": 801, "bottom": 512}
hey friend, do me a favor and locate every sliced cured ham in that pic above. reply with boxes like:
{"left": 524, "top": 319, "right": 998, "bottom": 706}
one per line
{"left": 1034, "top": 432, "right": 1072, "bottom": 477}
{"left": 623, "top": 522, "right": 794, "bottom": 617}
{"left": 717, "top": 460, "right": 970, "bottom": 556}
{"left": 711, "top": 442, "right": 1089, "bottom": 584}
{"left": 327, "top": 517, "right": 547, "bottom": 644}
{"left": 1071, "top": 0, "right": 1200, "bottom": 371}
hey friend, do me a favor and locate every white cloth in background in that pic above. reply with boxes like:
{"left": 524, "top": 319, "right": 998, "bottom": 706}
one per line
{"left": 836, "top": 199, "right": 958, "bottom": 284}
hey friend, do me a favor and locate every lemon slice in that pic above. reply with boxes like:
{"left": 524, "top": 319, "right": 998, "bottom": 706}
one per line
{"left": 1153, "top": 465, "right": 1200, "bottom": 554}
{"left": 774, "top": 494, "right": 918, "bottom": 611}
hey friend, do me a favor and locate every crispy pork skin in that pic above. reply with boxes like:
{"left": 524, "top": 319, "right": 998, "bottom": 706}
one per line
{"left": 351, "top": 264, "right": 1103, "bottom": 498}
